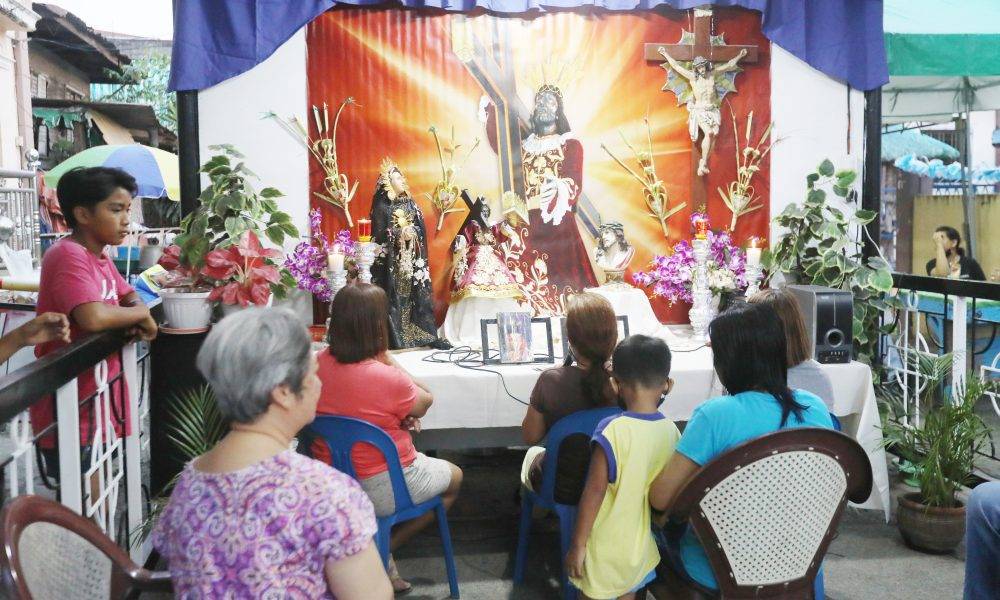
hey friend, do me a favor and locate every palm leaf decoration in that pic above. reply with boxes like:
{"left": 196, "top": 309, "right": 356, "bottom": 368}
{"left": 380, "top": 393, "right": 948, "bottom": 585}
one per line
{"left": 164, "top": 384, "right": 228, "bottom": 460}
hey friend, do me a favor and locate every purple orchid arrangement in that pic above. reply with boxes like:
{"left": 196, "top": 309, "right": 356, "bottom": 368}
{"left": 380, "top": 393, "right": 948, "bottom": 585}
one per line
{"left": 632, "top": 212, "right": 748, "bottom": 305}
{"left": 284, "top": 209, "right": 356, "bottom": 302}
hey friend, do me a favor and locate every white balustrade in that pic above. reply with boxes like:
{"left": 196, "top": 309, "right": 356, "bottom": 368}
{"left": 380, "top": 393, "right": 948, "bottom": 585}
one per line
{"left": 1, "top": 340, "right": 150, "bottom": 563}
{"left": 885, "top": 291, "right": 931, "bottom": 428}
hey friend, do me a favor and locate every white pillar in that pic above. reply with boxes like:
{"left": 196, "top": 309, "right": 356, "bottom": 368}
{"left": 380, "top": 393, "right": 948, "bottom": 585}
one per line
{"left": 55, "top": 379, "right": 82, "bottom": 513}
{"left": 122, "top": 343, "right": 147, "bottom": 562}
{"left": 951, "top": 296, "right": 967, "bottom": 401}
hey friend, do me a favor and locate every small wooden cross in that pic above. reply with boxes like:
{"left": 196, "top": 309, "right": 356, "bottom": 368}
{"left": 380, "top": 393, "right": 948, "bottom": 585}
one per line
{"left": 643, "top": 8, "right": 759, "bottom": 207}
{"left": 643, "top": 8, "right": 759, "bottom": 65}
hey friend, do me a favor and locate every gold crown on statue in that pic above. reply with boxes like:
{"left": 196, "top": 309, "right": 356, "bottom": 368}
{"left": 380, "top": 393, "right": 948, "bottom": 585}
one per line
{"left": 527, "top": 57, "right": 582, "bottom": 99}
{"left": 379, "top": 157, "right": 409, "bottom": 200}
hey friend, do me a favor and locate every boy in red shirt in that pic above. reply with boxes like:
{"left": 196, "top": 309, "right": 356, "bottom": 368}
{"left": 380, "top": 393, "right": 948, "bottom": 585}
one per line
{"left": 31, "top": 167, "right": 157, "bottom": 477}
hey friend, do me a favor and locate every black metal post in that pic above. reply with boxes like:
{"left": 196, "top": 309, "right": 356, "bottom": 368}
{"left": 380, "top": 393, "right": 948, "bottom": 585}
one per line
{"left": 177, "top": 90, "right": 200, "bottom": 217}
{"left": 862, "top": 88, "right": 882, "bottom": 261}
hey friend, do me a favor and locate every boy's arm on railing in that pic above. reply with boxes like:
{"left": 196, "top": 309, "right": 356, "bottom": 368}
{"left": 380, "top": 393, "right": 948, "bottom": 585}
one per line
{"left": 73, "top": 302, "right": 156, "bottom": 340}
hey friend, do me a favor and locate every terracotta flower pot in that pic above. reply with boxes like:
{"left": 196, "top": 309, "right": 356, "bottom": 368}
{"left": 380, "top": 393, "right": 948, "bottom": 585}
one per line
{"left": 896, "top": 492, "right": 966, "bottom": 554}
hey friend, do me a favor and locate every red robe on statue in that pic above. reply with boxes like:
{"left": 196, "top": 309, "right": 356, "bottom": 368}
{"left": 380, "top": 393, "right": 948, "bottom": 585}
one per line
{"left": 485, "top": 108, "right": 598, "bottom": 315}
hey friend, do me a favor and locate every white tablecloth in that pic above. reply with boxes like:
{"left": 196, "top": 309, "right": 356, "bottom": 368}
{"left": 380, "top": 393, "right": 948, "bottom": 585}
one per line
{"left": 394, "top": 328, "right": 891, "bottom": 519}
{"left": 440, "top": 296, "right": 522, "bottom": 348}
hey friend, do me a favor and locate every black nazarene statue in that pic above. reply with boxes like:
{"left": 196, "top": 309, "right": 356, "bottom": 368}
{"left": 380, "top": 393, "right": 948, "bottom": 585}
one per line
{"left": 369, "top": 158, "right": 447, "bottom": 349}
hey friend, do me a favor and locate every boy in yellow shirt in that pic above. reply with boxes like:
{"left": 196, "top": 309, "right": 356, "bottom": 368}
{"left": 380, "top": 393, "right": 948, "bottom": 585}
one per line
{"left": 566, "top": 335, "right": 679, "bottom": 599}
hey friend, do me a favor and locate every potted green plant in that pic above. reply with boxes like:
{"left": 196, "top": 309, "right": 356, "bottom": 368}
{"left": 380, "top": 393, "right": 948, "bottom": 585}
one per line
{"left": 158, "top": 145, "right": 299, "bottom": 324}
{"left": 762, "top": 159, "right": 900, "bottom": 365}
{"left": 881, "top": 352, "right": 994, "bottom": 553}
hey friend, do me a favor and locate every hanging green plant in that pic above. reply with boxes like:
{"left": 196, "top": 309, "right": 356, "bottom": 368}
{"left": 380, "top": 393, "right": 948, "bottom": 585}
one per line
{"left": 169, "top": 144, "right": 299, "bottom": 299}
{"left": 762, "top": 159, "right": 902, "bottom": 366}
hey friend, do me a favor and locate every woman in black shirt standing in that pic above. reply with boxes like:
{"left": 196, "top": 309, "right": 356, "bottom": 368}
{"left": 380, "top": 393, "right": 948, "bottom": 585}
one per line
{"left": 926, "top": 225, "right": 986, "bottom": 280}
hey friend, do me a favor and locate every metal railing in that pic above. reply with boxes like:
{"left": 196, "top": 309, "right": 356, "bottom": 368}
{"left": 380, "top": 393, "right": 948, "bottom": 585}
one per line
{"left": 0, "top": 304, "right": 152, "bottom": 563}
{"left": 0, "top": 168, "right": 42, "bottom": 267}
{"left": 880, "top": 273, "right": 1000, "bottom": 471}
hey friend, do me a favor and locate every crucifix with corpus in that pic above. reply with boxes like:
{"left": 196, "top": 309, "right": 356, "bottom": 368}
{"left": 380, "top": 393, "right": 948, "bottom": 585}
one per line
{"left": 644, "top": 7, "right": 759, "bottom": 196}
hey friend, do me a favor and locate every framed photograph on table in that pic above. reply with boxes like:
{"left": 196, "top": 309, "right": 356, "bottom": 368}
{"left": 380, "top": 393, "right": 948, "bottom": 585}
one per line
{"left": 480, "top": 312, "right": 555, "bottom": 365}
{"left": 498, "top": 312, "right": 532, "bottom": 363}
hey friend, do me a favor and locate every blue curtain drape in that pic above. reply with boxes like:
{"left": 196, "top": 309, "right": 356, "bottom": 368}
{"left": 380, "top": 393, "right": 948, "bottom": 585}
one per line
{"left": 168, "top": 0, "right": 888, "bottom": 92}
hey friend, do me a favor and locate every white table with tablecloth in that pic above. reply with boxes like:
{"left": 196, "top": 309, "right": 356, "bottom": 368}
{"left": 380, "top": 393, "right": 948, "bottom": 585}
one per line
{"left": 394, "top": 327, "right": 891, "bottom": 519}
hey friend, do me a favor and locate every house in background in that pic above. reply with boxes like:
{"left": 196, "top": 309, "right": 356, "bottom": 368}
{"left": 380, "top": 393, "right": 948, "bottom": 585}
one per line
{"left": 96, "top": 30, "right": 171, "bottom": 60}
{"left": 0, "top": 0, "right": 38, "bottom": 170}
{"left": 27, "top": 3, "right": 175, "bottom": 169}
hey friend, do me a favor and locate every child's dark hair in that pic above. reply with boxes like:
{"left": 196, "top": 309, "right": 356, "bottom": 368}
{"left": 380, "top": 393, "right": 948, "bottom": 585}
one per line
{"left": 710, "top": 302, "right": 807, "bottom": 426}
{"left": 611, "top": 334, "right": 671, "bottom": 389}
{"left": 57, "top": 167, "right": 137, "bottom": 228}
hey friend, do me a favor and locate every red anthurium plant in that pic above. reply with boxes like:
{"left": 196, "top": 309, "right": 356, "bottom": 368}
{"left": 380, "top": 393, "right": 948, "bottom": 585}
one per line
{"left": 202, "top": 231, "right": 283, "bottom": 306}
{"left": 155, "top": 244, "right": 212, "bottom": 290}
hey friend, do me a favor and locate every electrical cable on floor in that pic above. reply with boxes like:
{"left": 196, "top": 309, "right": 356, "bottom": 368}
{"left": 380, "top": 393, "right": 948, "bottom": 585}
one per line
{"left": 422, "top": 340, "right": 708, "bottom": 405}
{"left": 665, "top": 343, "right": 709, "bottom": 353}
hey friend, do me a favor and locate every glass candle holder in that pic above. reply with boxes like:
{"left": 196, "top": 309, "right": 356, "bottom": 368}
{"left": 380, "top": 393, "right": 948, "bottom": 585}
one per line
{"left": 357, "top": 218, "right": 372, "bottom": 242}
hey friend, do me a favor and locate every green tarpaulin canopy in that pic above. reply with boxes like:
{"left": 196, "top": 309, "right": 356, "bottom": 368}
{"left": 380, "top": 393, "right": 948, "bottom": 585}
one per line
{"left": 883, "top": 0, "right": 1000, "bottom": 123}
{"left": 32, "top": 107, "right": 85, "bottom": 129}
{"left": 881, "top": 0, "right": 1000, "bottom": 258}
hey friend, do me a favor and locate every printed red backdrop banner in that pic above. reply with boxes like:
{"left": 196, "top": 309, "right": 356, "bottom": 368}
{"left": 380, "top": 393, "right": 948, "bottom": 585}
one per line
{"left": 306, "top": 7, "right": 771, "bottom": 323}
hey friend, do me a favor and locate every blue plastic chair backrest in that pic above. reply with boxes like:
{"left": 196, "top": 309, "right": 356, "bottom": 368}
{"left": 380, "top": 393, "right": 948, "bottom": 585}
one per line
{"left": 538, "top": 406, "right": 623, "bottom": 504}
{"left": 309, "top": 415, "right": 415, "bottom": 513}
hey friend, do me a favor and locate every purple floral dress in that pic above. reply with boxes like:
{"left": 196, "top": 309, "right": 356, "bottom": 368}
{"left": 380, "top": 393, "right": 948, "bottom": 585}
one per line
{"left": 152, "top": 450, "right": 377, "bottom": 599}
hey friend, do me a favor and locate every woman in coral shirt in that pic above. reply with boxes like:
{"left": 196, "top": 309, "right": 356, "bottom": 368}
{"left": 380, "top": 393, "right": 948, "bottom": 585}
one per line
{"left": 316, "top": 283, "right": 463, "bottom": 593}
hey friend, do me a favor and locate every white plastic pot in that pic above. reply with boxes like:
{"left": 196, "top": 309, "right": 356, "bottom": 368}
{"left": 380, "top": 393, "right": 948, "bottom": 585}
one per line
{"left": 160, "top": 289, "right": 213, "bottom": 329}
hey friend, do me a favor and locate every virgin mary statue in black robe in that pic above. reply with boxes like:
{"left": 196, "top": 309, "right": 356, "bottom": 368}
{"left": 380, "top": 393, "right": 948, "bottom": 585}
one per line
{"left": 369, "top": 159, "right": 445, "bottom": 349}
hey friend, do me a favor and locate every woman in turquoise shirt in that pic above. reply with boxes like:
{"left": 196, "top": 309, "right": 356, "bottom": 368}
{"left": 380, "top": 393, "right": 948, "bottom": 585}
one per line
{"left": 649, "top": 302, "right": 834, "bottom": 590}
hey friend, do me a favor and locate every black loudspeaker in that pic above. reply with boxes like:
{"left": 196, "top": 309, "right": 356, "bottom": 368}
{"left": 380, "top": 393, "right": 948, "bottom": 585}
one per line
{"left": 786, "top": 285, "right": 853, "bottom": 364}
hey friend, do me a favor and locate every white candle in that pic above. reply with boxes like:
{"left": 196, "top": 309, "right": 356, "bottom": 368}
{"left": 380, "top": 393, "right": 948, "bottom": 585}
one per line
{"left": 328, "top": 249, "right": 345, "bottom": 272}
{"left": 746, "top": 239, "right": 762, "bottom": 268}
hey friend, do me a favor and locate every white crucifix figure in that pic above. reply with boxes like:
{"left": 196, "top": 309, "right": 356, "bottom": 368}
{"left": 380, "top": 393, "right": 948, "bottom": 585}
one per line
{"left": 644, "top": 8, "right": 758, "bottom": 180}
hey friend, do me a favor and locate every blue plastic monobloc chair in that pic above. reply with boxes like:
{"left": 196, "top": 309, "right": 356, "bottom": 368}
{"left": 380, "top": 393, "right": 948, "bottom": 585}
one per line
{"left": 513, "top": 406, "right": 622, "bottom": 600}
{"left": 309, "top": 415, "right": 460, "bottom": 599}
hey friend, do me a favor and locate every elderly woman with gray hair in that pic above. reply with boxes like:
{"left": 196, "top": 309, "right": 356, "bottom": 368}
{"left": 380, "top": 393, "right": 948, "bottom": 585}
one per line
{"left": 152, "top": 307, "right": 392, "bottom": 599}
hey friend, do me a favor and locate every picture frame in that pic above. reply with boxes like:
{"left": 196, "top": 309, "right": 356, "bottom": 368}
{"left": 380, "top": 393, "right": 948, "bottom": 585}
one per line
{"left": 480, "top": 314, "right": 555, "bottom": 365}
